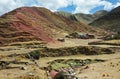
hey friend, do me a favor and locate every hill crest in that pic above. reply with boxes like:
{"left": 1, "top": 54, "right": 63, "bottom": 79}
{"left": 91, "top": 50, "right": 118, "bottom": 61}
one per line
{"left": 0, "top": 7, "right": 105, "bottom": 45}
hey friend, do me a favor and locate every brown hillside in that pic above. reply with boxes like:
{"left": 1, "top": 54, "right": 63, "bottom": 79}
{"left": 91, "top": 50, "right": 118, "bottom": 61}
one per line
{"left": 0, "top": 7, "right": 103, "bottom": 45}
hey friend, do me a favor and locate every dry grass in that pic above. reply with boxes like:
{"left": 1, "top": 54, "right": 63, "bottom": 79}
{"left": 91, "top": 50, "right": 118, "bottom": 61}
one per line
{"left": 0, "top": 39, "right": 119, "bottom": 79}
{"left": 8, "top": 41, "right": 45, "bottom": 46}
{"left": 17, "top": 75, "right": 40, "bottom": 79}
{"left": 89, "top": 39, "right": 120, "bottom": 46}
{"left": 103, "top": 40, "right": 120, "bottom": 44}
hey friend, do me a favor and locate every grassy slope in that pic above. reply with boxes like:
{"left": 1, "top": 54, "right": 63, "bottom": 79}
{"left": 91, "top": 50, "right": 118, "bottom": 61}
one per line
{"left": 90, "top": 6, "right": 120, "bottom": 32}
{"left": 55, "top": 10, "right": 108, "bottom": 24}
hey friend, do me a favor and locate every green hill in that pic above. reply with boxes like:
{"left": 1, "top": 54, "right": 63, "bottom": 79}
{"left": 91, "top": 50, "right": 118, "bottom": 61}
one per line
{"left": 90, "top": 6, "right": 120, "bottom": 33}
{"left": 55, "top": 10, "right": 107, "bottom": 24}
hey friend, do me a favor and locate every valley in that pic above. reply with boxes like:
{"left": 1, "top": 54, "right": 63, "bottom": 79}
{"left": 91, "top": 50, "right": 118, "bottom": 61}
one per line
{"left": 0, "top": 5, "right": 120, "bottom": 79}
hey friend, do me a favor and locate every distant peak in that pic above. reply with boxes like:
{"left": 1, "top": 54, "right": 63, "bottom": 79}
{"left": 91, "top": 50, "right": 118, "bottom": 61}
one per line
{"left": 94, "top": 10, "right": 108, "bottom": 15}
{"left": 55, "top": 11, "right": 72, "bottom": 15}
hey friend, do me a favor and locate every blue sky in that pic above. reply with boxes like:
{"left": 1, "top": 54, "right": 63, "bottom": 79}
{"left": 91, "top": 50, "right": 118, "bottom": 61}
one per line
{"left": 108, "top": 0, "right": 119, "bottom": 4}
{"left": 58, "top": 5, "right": 76, "bottom": 13}
{"left": 0, "top": 0, "right": 120, "bottom": 15}
{"left": 58, "top": 0, "right": 120, "bottom": 14}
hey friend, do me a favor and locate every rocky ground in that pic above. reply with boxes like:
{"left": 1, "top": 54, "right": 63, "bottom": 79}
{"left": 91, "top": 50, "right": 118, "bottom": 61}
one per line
{"left": 0, "top": 38, "right": 120, "bottom": 79}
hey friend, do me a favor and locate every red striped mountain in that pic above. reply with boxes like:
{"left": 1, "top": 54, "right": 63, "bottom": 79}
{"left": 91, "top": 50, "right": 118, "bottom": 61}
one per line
{"left": 0, "top": 7, "right": 103, "bottom": 45}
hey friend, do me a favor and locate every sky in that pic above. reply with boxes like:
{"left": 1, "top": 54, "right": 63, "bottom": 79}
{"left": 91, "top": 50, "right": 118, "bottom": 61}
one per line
{"left": 0, "top": 0, "right": 120, "bottom": 15}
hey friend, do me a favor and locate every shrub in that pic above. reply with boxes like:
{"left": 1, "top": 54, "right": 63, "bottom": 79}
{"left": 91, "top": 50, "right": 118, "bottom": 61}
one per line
{"left": 29, "top": 50, "right": 40, "bottom": 60}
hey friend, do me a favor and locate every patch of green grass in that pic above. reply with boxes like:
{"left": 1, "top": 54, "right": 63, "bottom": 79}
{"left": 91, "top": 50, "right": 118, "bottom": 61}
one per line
{"left": 51, "top": 62, "right": 69, "bottom": 70}
{"left": 49, "top": 59, "right": 106, "bottom": 70}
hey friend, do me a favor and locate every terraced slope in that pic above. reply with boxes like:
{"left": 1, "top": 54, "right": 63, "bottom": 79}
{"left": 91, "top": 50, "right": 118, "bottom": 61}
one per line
{"left": 0, "top": 7, "right": 103, "bottom": 45}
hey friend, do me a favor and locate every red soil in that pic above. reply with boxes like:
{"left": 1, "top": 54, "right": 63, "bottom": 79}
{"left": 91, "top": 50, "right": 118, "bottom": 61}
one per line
{"left": 10, "top": 7, "right": 55, "bottom": 42}
{"left": 0, "top": 7, "right": 103, "bottom": 45}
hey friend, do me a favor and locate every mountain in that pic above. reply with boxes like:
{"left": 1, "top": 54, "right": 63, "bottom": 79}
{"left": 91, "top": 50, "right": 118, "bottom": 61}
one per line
{"left": 55, "top": 11, "right": 78, "bottom": 21}
{"left": 90, "top": 6, "right": 120, "bottom": 32}
{"left": 55, "top": 10, "right": 108, "bottom": 24}
{"left": 55, "top": 11, "right": 71, "bottom": 19}
{"left": 93, "top": 10, "right": 108, "bottom": 18}
{"left": 0, "top": 7, "right": 102, "bottom": 45}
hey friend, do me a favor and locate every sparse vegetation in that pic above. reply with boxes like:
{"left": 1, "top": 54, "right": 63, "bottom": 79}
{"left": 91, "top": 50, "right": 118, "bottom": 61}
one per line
{"left": 89, "top": 39, "right": 120, "bottom": 46}
{"left": 90, "top": 6, "right": 120, "bottom": 33}
{"left": 102, "top": 74, "right": 106, "bottom": 77}
{"left": 24, "top": 46, "right": 114, "bottom": 59}
{"left": 56, "top": 10, "right": 107, "bottom": 24}
{"left": 28, "top": 50, "right": 40, "bottom": 60}
{"left": 17, "top": 75, "right": 40, "bottom": 79}
{"left": 0, "top": 6, "right": 120, "bottom": 79}
{"left": 48, "top": 59, "right": 105, "bottom": 70}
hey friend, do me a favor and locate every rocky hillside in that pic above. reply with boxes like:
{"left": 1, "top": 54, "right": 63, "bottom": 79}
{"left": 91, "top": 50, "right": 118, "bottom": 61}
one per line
{"left": 90, "top": 6, "right": 120, "bottom": 33}
{"left": 0, "top": 7, "right": 102, "bottom": 45}
{"left": 55, "top": 10, "right": 108, "bottom": 24}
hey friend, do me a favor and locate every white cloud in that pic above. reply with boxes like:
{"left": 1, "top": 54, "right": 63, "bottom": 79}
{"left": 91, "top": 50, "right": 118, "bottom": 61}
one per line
{"left": 0, "top": 0, "right": 120, "bottom": 15}
{"left": 72, "top": 0, "right": 115, "bottom": 14}
{"left": 0, "top": 0, "right": 23, "bottom": 15}
{"left": 73, "top": 0, "right": 100, "bottom": 14}
{"left": 99, "top": 1, "right": 114, "bottom": 10}
{"left": 114, "top": 1, "right": 120, "bottom": 8}
{"left": 35, "top": 0, "right": 72, "bottom": 11}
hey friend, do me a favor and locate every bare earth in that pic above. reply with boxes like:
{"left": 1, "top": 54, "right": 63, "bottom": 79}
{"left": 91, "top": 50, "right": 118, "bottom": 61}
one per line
{"left": 0, "top": 39, "right": 120, "bottom": 79}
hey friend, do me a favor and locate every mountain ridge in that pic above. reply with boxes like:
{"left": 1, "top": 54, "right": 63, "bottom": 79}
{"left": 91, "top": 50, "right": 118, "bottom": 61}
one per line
{"left": 0, "top": 7, "right": 103, "bottom": 45}
{"left": 55, "top": 10, "right": 108, "bottom": 24}
{"left": 90, "top": 6, "right": 120, "bottom": 32}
